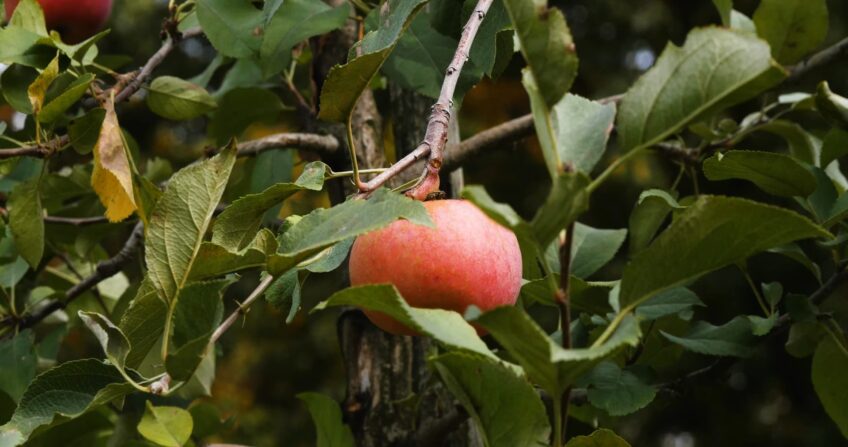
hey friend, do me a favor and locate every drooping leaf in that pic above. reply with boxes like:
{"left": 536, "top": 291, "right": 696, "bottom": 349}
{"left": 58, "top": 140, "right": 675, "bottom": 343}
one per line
{"left": 530, "top": 171, "right": 590, "bottom": 248}
{"left": 91, "top": 99, "right": 137, "bottom": 222}
{"left": 0, "top": 359, "right": 137, "bottom": 446}
{"left": 583, "top": 361, "right": 656, "bottom": 416}
{"left": 317, "top": 0, "right": 428, "bottom": 123}
{"left": 315, "top": 284, "right": 495, "bottom": 359}
{"left": 267, "top": 189, "right": 431, "bottom": 275}
{"left": 118, "top": 279, "right": 167, "bottom": 370}
{"left": 628, "top": 189, "right": 682, "bottom": 255}
{"left": 298, "top": 393, "right": 355, "bottom": 447}
{"left": 475, "top": 306, "right": 641, "bottom": 397}
{"left": 503, "top": 0, "right": 578, "bottom": 108}
{"left": 812, "top": 333, "right": 848, "bottom": 438}
{"left": 68, "top": 108, "right": 106, "bottom": 155}
{"left": 617, "top": 27, "right": 785, "bottom": 152}
{"left": 260, "top": 0, "right": 350, "bottom": 77}
{"left": 196, "top": 0, "right": 263, "bottom": 58}
{"left": 619, "top": 196, "right": 830, "bottom": 310}
{"left": 433, "top": 352, "right": 550, "bottom": 447}
{"left": 137, "top": 402, "right": 193, "bottom": 447}
{"left": 662, "top": 316, "right": 758, "bottom": 357}
{"left": 146, "top": 76, "right": 217, "bottom": 121}
{"left": 565, "top": 429, "right": 631, "bottom": 447}
{"left": 212, "top": 161, "right": 326, "bottom": 252}
{"left": 8, "top": 177, "right": 43, "bottom": 268}
{"left": 145, "top": 144, "right": 237, "bottom": 303}
{"left": 0, "top": 330, "right": 37, "bottom": 403}
{"left": 753, "top": 0, "right": 828, "bottom": 65}
{"left": 26, "top": 55, "right": 58, "bottom": 115}
{"left": 702, "top": 150, "right": 817, "bottom": 197}
{"left": 78, "top": 311, "right": 132, "bottom": 373}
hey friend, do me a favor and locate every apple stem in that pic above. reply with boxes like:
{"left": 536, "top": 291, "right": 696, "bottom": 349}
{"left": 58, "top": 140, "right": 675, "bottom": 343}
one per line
{"left": 356, "top": 0, "right": 495, "bottom": 199}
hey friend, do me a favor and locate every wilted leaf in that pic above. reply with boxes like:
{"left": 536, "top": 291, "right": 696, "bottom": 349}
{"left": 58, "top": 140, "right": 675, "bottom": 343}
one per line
{"left": 91, "top": 99, "right": 137, "bottom": 222}
{"left": 27, "top": 55, "right": 58, "bottom": 115}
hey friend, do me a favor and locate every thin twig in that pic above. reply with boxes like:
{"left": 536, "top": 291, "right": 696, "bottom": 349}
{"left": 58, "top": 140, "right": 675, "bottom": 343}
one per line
{"left": 235, "top": 133, "right": 340, "bottom": 157}
{"left": 44, "top": 215, "right": 111, "bottom": 226}
{"left": 555, "top": 222, "right": 575, "bottom": 446}
{"left": 10, "top": 222, "right": 144, "bottom": 330}
{"left": 0, "top": 135, "right": 70, "bottom": 160}
{"left": 787, "top": 36, "right": 848, "bottom": 83}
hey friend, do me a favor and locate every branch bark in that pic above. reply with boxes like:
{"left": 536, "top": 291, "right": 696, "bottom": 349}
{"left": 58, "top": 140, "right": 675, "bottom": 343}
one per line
{"left": 235, "top": 132, "right": 340, "bottom": 157}
{"left": 787, "top": 36, "right": 848, "bottom": 83}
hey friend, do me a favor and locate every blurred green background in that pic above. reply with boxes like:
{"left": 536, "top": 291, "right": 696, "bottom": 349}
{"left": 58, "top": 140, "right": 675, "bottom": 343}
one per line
{"left": 5, "top": 0, "right": 848, "bottom": 445}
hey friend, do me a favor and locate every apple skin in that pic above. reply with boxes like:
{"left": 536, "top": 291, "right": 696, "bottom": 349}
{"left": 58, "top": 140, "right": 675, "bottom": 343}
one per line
{"left": 5, "top": 0, "right": 113, "bottom": 44}
{"left": 349, "top": 199, "right": 522, "bottom": 335}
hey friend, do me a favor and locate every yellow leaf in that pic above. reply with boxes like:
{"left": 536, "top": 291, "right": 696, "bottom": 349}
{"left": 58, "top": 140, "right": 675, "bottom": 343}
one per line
{"left": 92, "top": 99, "right": 137, "bottom": 222}
{"left": 27, "top": 55, "right": 59, "bottom": 114}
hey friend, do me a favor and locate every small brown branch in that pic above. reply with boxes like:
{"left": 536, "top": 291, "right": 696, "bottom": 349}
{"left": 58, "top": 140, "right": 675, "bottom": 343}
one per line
{"left": 44, "top": 215, "right": 111, "bottom": 226}
{"left": 0, "top": 135, "right": 70, "bottom": 160}
{"left": 12, "top": 222, "right": 144, "bottom": 330}
{"left": 235, "top": 133, "right": 340, "bottom": 157}
{"left": 787, "top": 36, "right": 848, "bottom": 84}
{"left": 114, "top": 27, "right": 203, "bottom": 103}
{"left": 211, "top": 275, "right": 274, "bottom": 344}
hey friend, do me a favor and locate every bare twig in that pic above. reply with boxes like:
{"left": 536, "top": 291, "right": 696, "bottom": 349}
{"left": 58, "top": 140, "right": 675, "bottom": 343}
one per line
{"left": 211, "top": 275, "right": 275, "bottom": 344}
{"left": 236, "top": 133, "right": 340, "bottom": 157}
{"left": 787, "top": 36, "right": 848, "bottom": 83}
{"left": 44, "top": 215, "right": 111, "bottom": 226}
{"left": 11, "top": 222, "right": 144, "bottom": 330}
{"left": 0, "top": 135, "right": 70, "bottom": 160}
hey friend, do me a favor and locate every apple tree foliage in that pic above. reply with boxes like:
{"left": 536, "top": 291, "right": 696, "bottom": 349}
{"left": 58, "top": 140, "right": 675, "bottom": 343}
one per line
{"left": 0, "top": 0, "right": 847, "bottom": 445}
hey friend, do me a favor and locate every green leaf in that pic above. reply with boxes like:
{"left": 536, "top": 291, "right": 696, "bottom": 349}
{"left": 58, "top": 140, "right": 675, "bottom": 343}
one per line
{"left": 146, "top": 144, "right": 237, "bottom": 303}
{"left": 662, "top": 316, "right": 758, "bottom": 357}
{"left": 189, "top": 229, "right": 278, "bottom": 280}
{"left": 753, "top": 0, "right": 828, "bottom": 65}
{"left": 266, "top": 268, "right": 304, "bottom": 323}
{"left": 1, "top": 64, "right": 37, "bottom": 114}
{"left": 38, "top": 73, "right": 95, "bottom": 123}
{"left": 583, "top": 361, "right": 656, "bottom": 416}
{"left": 118, "top": 279, "right": 167, "bottom": 370}
{"left": 78, "top": 311, "right": 131, "bottom": 372}
{"left": 816, "top": 81, "right": 848, "bottom": 130}
{"left": 137, "top": 402, "right": 193, "bottom": 447}
{"left": 503, "top": 0, "right": 577, "bottom": 108}
{"left": 530, "top": 171, "right": 590, "bottom": 248}
{"left": 68, "top": 108, "right": 106, "bottom": 155}
{"left": 821, "top": 128, "right": 848, "bottom": 168}
{"left": 260, "top": 0, "right": 350, "bottom": 78}
{"left": 0, "top": 331, "right": 36, "bottom": 403}
{"left": 315, "top": 284, "right": 496, "bottom": 359}
{"left": 0, "top": 26, "right": 47, "bottom": 67}
{"left": 212, "top": 161, "right": 326, "bottom": 252}
{"left": 635, "top": 287, "right": 704, "bottom": 320}
{"left": 712, "top": 0, "right": 732, "bottom": 26}
{"left": 146, "top": 76, "right": 217, "bottom": 121}
{"left": 730, "top": 10, "right": 757, "bottom": 34}
{"left": 9, "top": 0, "right": 47, "bottom": 36}
{"left": 786, "top": 320, "right": 825, "bottom": 358}
{"left": 165, "top": 278, "right": 231, "bottom": 382}
{"left": 812, "top": 334, "right": 848, "bottom": 438}
{"left": 297, "top": 393, "right": 354, "bottom": 447}
{"left": 767, "top": 244, "right": 821, "bottom": 283}
{"left": 570, "top": 224, "right": 627, "bottom": 278}
{"left": 209, "top": 87, "right": 283, "bottom": 145}
{"left": 754, "top": 120, "right": 817, "bottom": 164}
{"left": 628, "top": 189, "right": 682, "bottom": 255}
{"left": 748, "top": 313, "right": 778, "bottom": 336}
{"left": 475, "top": 306, "right": 641, "bottom": 397}
{"left": 0, "top": 359, "right": 137, "bottom": 446}
{"left": 565, "top": 429, "right": 631, "bottom": 447}
{"left": 552, "top": 94, "right": 617, "bottom": 174}
{"left": 8, "top": 177, "right": 43, "bottom": 268}
{"left": 317, "top": 0, "right": 428, "bottom": 123}
{"left": 196, "top": 0, "right": 263, "bottom": 58}
{"left": 703, "top": 150, "right": 817, "bottom": 197}
{"left": 617, "top": 27, "right": 785, "bottom": 152}
{"left": 432, "top": 352, "right": 550, "bottom": 447}
{"left": 267, "top": 189, "right": 431, "bottom": 276}
{"left": 619, "top": 196, "right": 830, "bottom": 310}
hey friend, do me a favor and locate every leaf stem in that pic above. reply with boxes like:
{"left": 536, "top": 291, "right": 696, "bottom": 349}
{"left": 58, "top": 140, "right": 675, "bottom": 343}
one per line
{"left": 740, "top": 264, "right": 770, "bottom": 316}
{"left": 555, "top": 223, "right": 575, "bottom": 445}
{"left": 591, "top": 306, "right": 632, "bottom": 348}
{"left": 587, "top": 147, "right": 644, "bottom": 193}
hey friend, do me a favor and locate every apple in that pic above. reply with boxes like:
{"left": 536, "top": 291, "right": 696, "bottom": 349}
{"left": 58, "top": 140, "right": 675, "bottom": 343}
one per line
{"left": 5, "top": 0, "right": 113, "bottom": 44}
{"left": 349, "top": 199, "right": 522, "bottom": 335}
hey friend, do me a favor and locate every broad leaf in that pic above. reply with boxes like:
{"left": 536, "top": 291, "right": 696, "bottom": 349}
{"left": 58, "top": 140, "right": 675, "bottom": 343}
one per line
{"left": 530, "top": 171, "right": 590, "bottom": 248}
{"left": 812, "top": 334, "right": 848, "bottom": 438}
{"left": 565, "top": 429, "right": 631, "bottom": 447}
{"left": 196, "top": 0, "right": 263, "bottom": 58}
{"left": 8, "top": 177, "right": 43, "bottom": 268}
{"left": 315, "top": 284, "right": 495, "bottom": 359}
{"left": 662, "top": 316, "right": 758, "bottom": 357}
{"left": 209, "top": 87, "right": 284, "bottom": 145}
{"left": 619, "top": 196, "right": 830, "bottom": 310}
{"left": 433, "top": 352, "right": 550, "bottom": 447}
{"left": 267, "top": 189, "right": 431, "bottom": 276}
{"left": 821, "top": 129, "right": 848, "bottom": 168}
{"left": 570, "top": 224, "right": 627, "bottom": 278}
{"left": 190, "top": 229, "right": 278, "bottom": 280}
{"left": 298, "top": 393, "right": 355, "bottom": 447}
{"left": 146, "top": 144, "right": 237, "bottom": 303}
{"left": 628, "top": 189, "right": 682, "bottom": 255}
{"left": 92, "top": 99, "right": 137, "bottom": 222}
{"left": 583, "top": 361, "right": 656, "bottom": 416}
{"left": 0, "top": 359, "right": 137, "bottom": 446}
{"left": 617, "top": 27, "right": 785, "bottom": 151}
{"left": 9, "top": 0, "right": 47, "bottom": 36}
{"left": 38, "top": 73, "right": 95, "bottom": 124}
{"left": 0, "top": 330, "right": 36, "bottom": 403}
{"left": 475, "top": 306, "right": 641, "bottom": 397}
{"left": 703, "top": 150, "right": 817, "bottom": 197}
{"left": 78, "top": 311, "right": 131, "bottom": 372}
{"left": 552, "top": 94, "right": 617, "bottom": 174}
{"left": 503, "top": 0, "right": 578, "bottom": 108}
{"left": 118, "top": 279, "right": 167, "bottom": 370}
{"left": 26, "top": 55, "right": 58, "bottom": 115}
{"left": 146, "top": 76, "right": 217, "bottom": 121}
{"left": 712, "top": 0, "right": 732, "bottom": 26}
{"left": 137, "top": 402, "right": 193, "bottom": 447}
{"left": 635, "top": 287, "right": 704, "bottom": 321}
{"left": 68, "top": 108, "right": 106, "bottom": 155}
{"left": 753, "top": 0, "right": 828, "bottom": 65}
{"left": 318, "top": 0, "right": 427, "bottom": 123}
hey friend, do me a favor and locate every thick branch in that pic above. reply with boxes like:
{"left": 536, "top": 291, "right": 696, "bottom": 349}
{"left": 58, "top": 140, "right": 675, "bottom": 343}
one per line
{"left": 0, "top": 135, "right": 70, "bottom": 160}
{"left": 787, "top": 36, "right": 848, "bottom": 83}
{"left": 13, "top": 222, "right": 144, "bottom": 330}
{"left": 236, "top": 132, "right": 340, "bottom": 157}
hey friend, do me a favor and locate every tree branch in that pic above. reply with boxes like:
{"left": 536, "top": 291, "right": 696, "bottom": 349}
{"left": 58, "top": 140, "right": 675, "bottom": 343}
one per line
{"left": 787, "top": 36, "right": 848, "bottom": 83}
{"left": 12, "top": 222, "right": 144, "bottom": 330}
{"left": 0, "top": 135, "right": 70, "bottom": 160}
{"left": 44, "top": 215, "right": 111, "bottom": 226}
{"left": 235, "top": 132, "right": 340, "bottom": 157}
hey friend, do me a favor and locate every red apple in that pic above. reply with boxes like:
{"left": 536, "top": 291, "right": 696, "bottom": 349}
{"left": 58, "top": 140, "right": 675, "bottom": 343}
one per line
{"left": 5, "top": 0, "right": 113, "bottom": 44}
{"left": 349, "top": 199, "right": 522, "bottom": 335}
